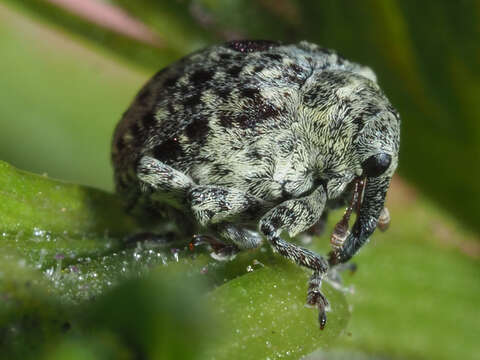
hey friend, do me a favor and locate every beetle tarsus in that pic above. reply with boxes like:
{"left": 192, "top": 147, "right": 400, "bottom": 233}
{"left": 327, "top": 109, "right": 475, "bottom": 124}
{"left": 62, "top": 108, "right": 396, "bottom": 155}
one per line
{"left": 307, "top": 271, "right": 330, "bottom": 329}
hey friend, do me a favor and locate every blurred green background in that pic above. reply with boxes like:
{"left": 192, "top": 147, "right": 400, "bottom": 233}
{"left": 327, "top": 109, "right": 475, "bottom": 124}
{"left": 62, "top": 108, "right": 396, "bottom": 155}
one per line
{"left": 0, "top": 1, "right": 479, "bottom": 359}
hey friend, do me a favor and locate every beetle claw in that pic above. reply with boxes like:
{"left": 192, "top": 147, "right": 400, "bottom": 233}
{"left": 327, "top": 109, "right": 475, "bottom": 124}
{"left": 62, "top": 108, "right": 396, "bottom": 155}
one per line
{"left": 319, "top": 309, "right": 327, "bottom": 330}
{"left": 307, "top": 289, "right": 329, "bottom": 330}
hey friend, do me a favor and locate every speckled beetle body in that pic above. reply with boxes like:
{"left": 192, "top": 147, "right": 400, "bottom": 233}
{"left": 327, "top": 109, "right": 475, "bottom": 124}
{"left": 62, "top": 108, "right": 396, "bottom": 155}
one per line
{"left": 112, "top": 40, "right": 400, "bottom": 329}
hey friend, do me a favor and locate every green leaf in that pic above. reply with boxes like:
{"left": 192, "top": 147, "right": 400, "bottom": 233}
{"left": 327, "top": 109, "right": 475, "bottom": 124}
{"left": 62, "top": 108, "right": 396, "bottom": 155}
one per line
{"left": 0, "top": 161, "right": 136, "bottom": 236}
{"left": 207, "top": 258, "right": 349, "bottom": 359}
{"left": 0, "top": 160, "right": 136, "bottom": 268}
{"left": 0, "top": 160, "right": 348, "bottom": 359}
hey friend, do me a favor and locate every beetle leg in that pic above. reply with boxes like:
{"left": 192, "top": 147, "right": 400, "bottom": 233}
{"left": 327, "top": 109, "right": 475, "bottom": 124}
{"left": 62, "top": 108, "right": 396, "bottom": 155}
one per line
{"left": 216, "top": 223, "right": 263, "bottom": 250}
{"left": 259, "top": 186, "right": 330, "bottom": 329}
{"left": 138, "top": 155, "right": 268, "bottom": 226}
{"left": 187, "top": 185, "right": 267, "bottom": 226}
{"left": 137, "top": 156, "right": 194, "bottom": 194}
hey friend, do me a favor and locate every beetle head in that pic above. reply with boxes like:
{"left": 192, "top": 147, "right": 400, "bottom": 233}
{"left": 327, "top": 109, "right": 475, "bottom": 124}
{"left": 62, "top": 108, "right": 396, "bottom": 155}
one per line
{"left": 303, "top": 69, "right": 400, "bottom": 263}
{"left": 333, "top": 75, "right": 400, "bottom": 263}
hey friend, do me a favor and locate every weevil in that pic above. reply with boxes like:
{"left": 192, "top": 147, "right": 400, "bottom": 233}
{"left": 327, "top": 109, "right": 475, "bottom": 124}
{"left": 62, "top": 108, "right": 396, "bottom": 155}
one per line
{"left": 112, "top": 40, "right": 400, "bottom": 329}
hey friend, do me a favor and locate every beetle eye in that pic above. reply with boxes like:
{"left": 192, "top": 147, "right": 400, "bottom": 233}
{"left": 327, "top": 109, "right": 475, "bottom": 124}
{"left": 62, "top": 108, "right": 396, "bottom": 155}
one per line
{"left": 362, "top": 153, "right": 391, "bottom": 177}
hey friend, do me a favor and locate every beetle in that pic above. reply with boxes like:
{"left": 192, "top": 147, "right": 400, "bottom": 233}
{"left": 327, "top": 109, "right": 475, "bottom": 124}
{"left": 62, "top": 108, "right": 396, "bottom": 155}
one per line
{"left": 112, "top": 40, "right": 400, "bottom": 329}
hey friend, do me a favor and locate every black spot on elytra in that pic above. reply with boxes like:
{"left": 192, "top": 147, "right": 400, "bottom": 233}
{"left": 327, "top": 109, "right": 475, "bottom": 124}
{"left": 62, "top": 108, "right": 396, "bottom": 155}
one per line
{"left": 247, "top": 148, "right": 262, "bottom": 160}
{"left": 219, "top": 114, "right": 232, "bottom": 128}
{"left": 185, "top": 116, "right": 209, "bottom": 143}
{"left": 183, "top": 93, "right": 202, "bottom": 107}
{"left": 227, "top": 65, "right": 243, "bottom": 77}
{"left": 219, "top": 88, "right": 280, "bottom": 129}
{"left": 265, "top": 53, "right": 282, "bottom": 62}
{"left": 254, "top": 65, "right": 264, "bottom": 73}
{"left": 212, "top": 163, "right": 232, "bottom": 178}
{"left": 237, "top": 95, "right": 280, "bottom": 129}
{"left": 227, "top": 40, "right": 280, "bottom": 53}
{"left": 234, "top": 54, "right": 245, "bottom": 62}
{"left": 236, "top": 114, "right": 254, "bottom": 129}
{"left": 190, "top": 69, "right": 214, "bottom": 86}
{"left": 142, "top": 111, "right": 156, "bottom": 129}
{"left": 164, "top": 75, "right": 179, "bottom": 87}
{"left": 241, "top": 87, "right": 260, "bottom": 99}
{"left": 219, "top": 53, "right": 232, "bottom": 60}
{"left": 352, "top": 115, "right": 363, "bottom": 127}
{"left": 258, "top": 103, "right": 279, "bottom": 119}
{"left": 153, "top": 138, "right": 183, "bottom": 163}
{"left": 216, "top": 87, "right": 231, "bottom": 99}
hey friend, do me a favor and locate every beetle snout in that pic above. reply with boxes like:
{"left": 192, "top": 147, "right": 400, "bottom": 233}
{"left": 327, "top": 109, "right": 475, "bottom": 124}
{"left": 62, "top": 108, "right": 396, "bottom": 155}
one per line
{"left": 330, "top": 175, "right": 390, "bottom": 264}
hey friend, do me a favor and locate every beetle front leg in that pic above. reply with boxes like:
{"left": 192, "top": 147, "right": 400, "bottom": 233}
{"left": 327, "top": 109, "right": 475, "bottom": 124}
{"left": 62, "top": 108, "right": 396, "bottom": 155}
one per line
{"left": 216, "top": 223, "right": 263, "bottom": 250}
{"left": 137, "top": 156, "right": 194, "bottom": 194}
{"left": 186, "top": 185, "right": 268, "bottom": 259}
{"left": 187, "top": 185, "right": 267, "bottom": 226}
{"left": 259, "top": 186, "right": 330, "bottom": 329}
